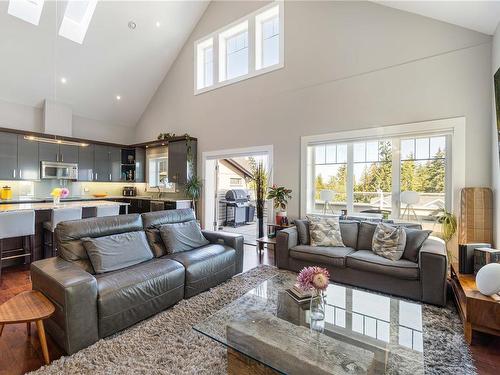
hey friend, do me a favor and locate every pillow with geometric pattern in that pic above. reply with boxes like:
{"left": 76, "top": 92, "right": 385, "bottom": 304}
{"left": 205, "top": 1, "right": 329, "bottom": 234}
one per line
{"left": 371, "top": 222, "right": 407, "bottom": 261}
{"left": 306, "top": 215, "right": 345, "bottom": 247}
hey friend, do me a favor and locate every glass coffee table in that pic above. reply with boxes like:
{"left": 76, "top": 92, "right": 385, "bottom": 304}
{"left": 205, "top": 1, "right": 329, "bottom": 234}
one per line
{"left": 194, "top": 273, "right": 424, "bottom": 375}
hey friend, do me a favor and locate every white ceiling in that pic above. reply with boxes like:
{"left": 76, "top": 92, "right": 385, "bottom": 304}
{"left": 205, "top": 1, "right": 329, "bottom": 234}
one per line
{"left": 0, "top": 0, "right": 209, "bottom": 128}
{"left": 377, "top": 1, "right": 500, "bottom": 36}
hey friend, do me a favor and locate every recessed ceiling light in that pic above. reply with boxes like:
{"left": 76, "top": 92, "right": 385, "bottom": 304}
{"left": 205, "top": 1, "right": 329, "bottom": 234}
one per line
{"left": 156, "top": 21, "right": 161, "bottom": 28}
{"left": 128, "top": 21, "right": 136, "bottom": 30}
{"left": 116, "top": 95, "right": 121, "bottom": 100}
{"left": 60, "top": 77, "right": 67, "bottom": 84}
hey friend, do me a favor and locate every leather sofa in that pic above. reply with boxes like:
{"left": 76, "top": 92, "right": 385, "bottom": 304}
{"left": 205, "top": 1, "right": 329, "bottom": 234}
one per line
{"left": 276, "top": 220, "right": 447, "bottom": 306}
{"left": 30, "top": 209, "right": 244, "bottom": 354}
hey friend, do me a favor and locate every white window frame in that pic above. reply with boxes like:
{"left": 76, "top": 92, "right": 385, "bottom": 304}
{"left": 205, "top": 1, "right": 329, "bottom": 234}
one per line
{"left": 300, "top": 117, "right": 466, "bottom": 219}
{"left": 196, "top": 37, "right": 214, "bottom": 90}
{"left": 193, "top": 1, "right": 284, "bottom": 95}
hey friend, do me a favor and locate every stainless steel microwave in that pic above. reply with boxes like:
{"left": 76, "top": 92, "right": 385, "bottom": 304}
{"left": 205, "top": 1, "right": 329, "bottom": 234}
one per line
{"left": 40, "top": 161, "right": 78, "bottom": 180}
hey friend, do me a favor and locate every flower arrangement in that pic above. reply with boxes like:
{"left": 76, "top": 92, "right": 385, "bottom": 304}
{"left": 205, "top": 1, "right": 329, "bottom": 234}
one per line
{"left": 51, "top": 188, "right": 69, "bottom": 204}
{"left": 297, "top": 266, "right": 330, "bottom": 292}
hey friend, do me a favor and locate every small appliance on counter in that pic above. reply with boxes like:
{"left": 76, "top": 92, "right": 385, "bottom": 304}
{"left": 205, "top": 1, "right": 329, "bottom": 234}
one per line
{"left": 123, "top": 186, "right": 137, "bottom": 196}
{"left": 0, "top": 186, "right": 12, "bottom": 200}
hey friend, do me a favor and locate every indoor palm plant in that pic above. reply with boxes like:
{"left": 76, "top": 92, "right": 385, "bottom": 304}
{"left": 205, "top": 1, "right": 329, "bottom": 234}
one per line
{"left": 185, "top": 175, "right": 202, "bottom": 217}
{"left": 267, "top": 185, "right": 292, "bottom": 224}
{"left": 251, "top": 161, "right": 268, "bottom": 239}
{"left": 436, "top": 209, "right": 458, "bottom": 263}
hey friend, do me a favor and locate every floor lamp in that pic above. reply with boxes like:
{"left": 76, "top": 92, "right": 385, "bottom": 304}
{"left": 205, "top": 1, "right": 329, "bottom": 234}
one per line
{"left": 320, "top": 190, "right": 336, "bottom": 215}
{"left": 401, "top": 191, "right": 419, "bottom": 222}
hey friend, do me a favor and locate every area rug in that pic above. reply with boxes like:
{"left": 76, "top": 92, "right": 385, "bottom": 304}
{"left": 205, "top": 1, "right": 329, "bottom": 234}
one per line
{"left": 30, "top": 266, "right": 476, "bottom": 375}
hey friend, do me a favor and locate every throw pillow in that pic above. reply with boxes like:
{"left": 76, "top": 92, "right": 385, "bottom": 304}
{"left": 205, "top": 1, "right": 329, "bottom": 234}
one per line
{"left": 295, "top": 219, "right": 310, "bottom": 245}
{"left": 372, "top": 223, "right": 407, "bottom": 261}
{"left": 306, "top": 215, "right": 345, "bottom": 247}
{"left": 82, "top": 231, "right": 153, "bottom": 274}
{"left": 357, "top": 221, "right": 378, "bottom": 250}
{"left": 159, "top": 220, "right": 209, "bottom": 254}
{"left": 402, "top": 228, "right": 432, "bottom": 262}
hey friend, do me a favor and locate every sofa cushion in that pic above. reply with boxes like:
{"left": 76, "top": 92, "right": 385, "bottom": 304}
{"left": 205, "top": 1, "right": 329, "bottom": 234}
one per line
{"left": 357, "top": 222, "right": 378, "bottom": 251}
{"left": 159, "top": 220, "right": 209, "bottom": 254}
{"left": 339, "top": 221, "right": 359, "bottom": 249}
{"left": 142, "top": 209, "right": 196, "bottom": 257}
{"left": 295, "top": 219, "right": 310, "bottom": 245}
{"left": 95, "top": 258, "right": 185, "bottom": 337}
{"left": 163, "top": 244, "right": 236, "bottom": 298}
{"left": 372, "top": 223, "right": 407, "bottom": 261}
{"left": 307, "top": 215, "right": 345, "bottom": 247}
{"left": 82, "top": 231, "right": 153, "bottom": 274}
{"left": 289, "top": 245, "right": 355, "bottom": 268}
{"left": 346, "top": 250, "right": 419, "bottom": 280}
{"left": 402, "top": 228, "right": 432, "bottom": 262}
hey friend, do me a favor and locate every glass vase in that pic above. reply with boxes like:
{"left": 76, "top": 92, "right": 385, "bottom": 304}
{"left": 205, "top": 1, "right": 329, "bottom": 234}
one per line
{"left": 309, "top": 290, "right": 326, "bottom": 333}
{"left": 53, "top": 196, "right": 60, "bottom": 205}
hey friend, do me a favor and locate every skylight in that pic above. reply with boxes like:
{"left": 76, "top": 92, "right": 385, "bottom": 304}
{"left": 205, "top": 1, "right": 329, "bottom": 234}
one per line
{"left": 8, "top": 0, "right": 45, "bottom": 26}
{"left": 58, "top": 0, "right": 98, "bottom": 44}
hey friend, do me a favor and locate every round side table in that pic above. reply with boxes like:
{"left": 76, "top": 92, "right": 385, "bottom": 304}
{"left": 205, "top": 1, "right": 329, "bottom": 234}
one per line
{"left": 0, "top": 290, "right": 55, "bottom": 364}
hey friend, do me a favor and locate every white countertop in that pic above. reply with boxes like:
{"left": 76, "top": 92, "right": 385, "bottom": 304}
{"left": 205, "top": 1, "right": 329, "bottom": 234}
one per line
{"left": 0, "top": 200, "right": 128, "bottom": 213}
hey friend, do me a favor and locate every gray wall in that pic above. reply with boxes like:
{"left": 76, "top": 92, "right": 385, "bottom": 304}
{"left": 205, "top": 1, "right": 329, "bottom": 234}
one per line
{"left": 492, "top": 23, "right": 500, "bottom": 246}
{"left": 136, "top": 1, "right": 493, "bottom": 221}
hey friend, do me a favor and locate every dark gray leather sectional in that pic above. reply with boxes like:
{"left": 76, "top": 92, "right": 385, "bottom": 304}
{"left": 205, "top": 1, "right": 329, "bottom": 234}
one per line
{"left": 276, "top": 220, "right": 447, "bottom": 306}
{"left": 30, "top": 209, "right": 243, "bottom": 354}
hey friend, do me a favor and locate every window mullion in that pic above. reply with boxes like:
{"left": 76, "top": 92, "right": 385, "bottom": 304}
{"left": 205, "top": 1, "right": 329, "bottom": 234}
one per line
{"left": 391, "top": 138, "right": 401, "bottom": 220}
{"left": 346, "top": 143, "right": 354, "bottom": 213}
{"left": 445, "top": 134, "right": 452, "bottom": 212}
{"left": 248, "top": 16, "right": 256, "bottom": 75}
{"left": 213, "top": 36, "right": 219, "bottom": 85}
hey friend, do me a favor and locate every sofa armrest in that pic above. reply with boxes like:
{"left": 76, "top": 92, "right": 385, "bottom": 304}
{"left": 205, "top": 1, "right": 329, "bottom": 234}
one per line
{"left": 276, "top": 227, "right": 298, "bottom": 270}
{"left": 202, "top": 230, "right": 244, "bottom": 274}
{"left": 418, "top": 236, "right": 447, "bottom": 306}
{"left": 30, "top": 257, "right": 99, "bottom": 354}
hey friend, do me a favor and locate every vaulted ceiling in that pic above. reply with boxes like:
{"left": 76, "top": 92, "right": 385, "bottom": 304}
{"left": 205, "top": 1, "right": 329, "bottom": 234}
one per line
{"left": 0, "top": 0, "right": 209, "bottom": 128}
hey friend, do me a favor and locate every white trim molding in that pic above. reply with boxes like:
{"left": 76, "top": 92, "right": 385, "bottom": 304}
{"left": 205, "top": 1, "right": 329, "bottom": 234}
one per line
{"left": 300, "top": 117, "right": 466, "bottom": 218}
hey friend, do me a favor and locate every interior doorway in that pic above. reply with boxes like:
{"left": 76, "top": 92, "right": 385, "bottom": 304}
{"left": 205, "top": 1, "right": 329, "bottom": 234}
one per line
{"left": 202, "top": 146, "right": 273, "bottom": 246}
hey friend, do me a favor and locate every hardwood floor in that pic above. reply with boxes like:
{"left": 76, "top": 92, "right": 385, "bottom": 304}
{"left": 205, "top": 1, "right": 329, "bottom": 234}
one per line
{"left": 0, "top": 245, "right": 498, "bottom": 375}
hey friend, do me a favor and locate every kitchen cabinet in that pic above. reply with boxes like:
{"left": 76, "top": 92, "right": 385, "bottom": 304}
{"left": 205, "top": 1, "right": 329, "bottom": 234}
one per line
{"left": 39, "top": 143, "right": 78, "bottom": 164}
{"left": 110, "top": 147, "right": 121, "bottom": 182}
{"left": 17, "top": 136, "right": 39, "bottom": 180}
{"left": 135, "top": 147, "right": 145, "bottom": 183}
{"left": 128, "top": 198, "right": 150, "bottom": 214}
{"left": 168, "top": 139, "right": 196, "bottom": 185}
{"left": 78, "top": 145, "right": 94, "bottom": 181}
{"left": 59, "top": 145, "right": 78, "bottom": 163}
{"left": 94, "top": 145, "right": 110, "bottom": 182}
{"left": 0, "top": 132, "right": 18, "bottom": 180}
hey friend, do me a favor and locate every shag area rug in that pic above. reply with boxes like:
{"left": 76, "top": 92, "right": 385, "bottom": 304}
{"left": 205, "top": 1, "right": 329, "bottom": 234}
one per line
{"left": 30, "top": 266, "right": 476, "bottom": 375}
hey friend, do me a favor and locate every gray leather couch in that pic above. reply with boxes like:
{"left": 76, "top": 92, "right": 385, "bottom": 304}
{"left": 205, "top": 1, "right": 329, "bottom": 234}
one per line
{"left": 276, "top": 220, "right": 447, "bottom": 306}
{"left": 30, "top": 209, "right": 244, "bottom": 354}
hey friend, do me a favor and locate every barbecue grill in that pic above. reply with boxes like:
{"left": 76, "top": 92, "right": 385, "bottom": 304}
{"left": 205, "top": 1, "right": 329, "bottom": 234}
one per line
{"left": 222, "top": 189, "right": 255, "bottom": 227}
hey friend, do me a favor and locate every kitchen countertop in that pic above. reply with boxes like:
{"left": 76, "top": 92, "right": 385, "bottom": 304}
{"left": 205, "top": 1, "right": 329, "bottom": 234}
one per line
{"left": 0, "top": 200, "right": 128, "bottom": 213}
{"left": 0, "top": 196, "right": 192, "bottom": 204}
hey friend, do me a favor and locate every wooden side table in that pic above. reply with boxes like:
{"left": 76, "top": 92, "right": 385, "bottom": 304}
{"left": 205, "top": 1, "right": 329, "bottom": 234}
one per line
{"left": 256, "top": 236, "right": 277, "bottom": 265}
{"left": 450, "top": 263, "right": 500, "bottom": 344}
{"left": 0, "top": 290, "right": 55, "bottom": 364}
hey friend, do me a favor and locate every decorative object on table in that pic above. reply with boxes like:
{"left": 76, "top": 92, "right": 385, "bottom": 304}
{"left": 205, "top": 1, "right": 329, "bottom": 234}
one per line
{"left": 127, "top": 154, "right": 134, "bottom": 163}
{"left": 435, "top": 209, "right": 457, "bottom": 263}
{"left": 297, "top": 266, "right": 330, "bottom": 332}
{"left": 459, "top": 243, "right": 491, "bottom": 274}
{"left": 185, "top": 175, "right": 202, "bottom": 218}
{"left": 475, "top": 263, "right": 500, "bottom": 296}
{"left": 250, "top": 161, "right": 268, "bottom": 239}
{"left": 340, "top": 209, "right": 348, "bottom": 218}
{"left": 459, "top": 187, "right": 493, "bottom": 244}
{"left": 92, "top": 194, "right": 107, "bottom": 198}
{"left": 267, "top": 184, "right": 292, "bottom": 225}
{"left": 473, "top": 247, "right": 500, "bottom": 274}
{"left": 371, "top": 222, "right": 407, "bottom": 261}
{"left": 400, "top": 191, "right": 420, "bottom": 221}
{"left": 319, "top": 189, "right": 335, "bottom": 215}
{"left": 50, "top": 188, "right": 69, "bottom": 205}
{"left": 0, "top": 186, "right": 12, "bottom": 200}
{"left": 306, "top": 215, "right": 344, "bottom": 247}
{"left": 286, "top": 283, "right": 313, "bottom": 303}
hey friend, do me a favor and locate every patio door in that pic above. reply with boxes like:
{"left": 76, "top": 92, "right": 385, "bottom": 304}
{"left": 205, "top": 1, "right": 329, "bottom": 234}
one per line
{"left": 202, "top": 146, "right": 273, "bottom": 246}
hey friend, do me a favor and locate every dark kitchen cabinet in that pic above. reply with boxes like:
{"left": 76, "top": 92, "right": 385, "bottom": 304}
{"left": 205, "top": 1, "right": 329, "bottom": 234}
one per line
{"left": 128, "top": 198, "right": 150, "bottom": 214}
{"left": 59, "top": 144, "right": 78, "bottom": 163}
{"left": 168, "top": 139, "right": 196, "bottom": 185}
{"left": 135, "top": 147, "right": 145, "bottom": 182}
{"left": 94, "top": 145, "right": 110, "bottom": 182}
{"left": 78, "top": 144, "right": 94, "bottom": 181}
{"left": 0, "top": 132, "right": 18, "bottom": 180}
{"left": 110, "top": 147, "right": 121, "bottom": 182}
{"left": 38, "top": 143, "right": 59, "bottom": 162}
{"left": 17, "top": 136, "right": 39, "bottom": 180}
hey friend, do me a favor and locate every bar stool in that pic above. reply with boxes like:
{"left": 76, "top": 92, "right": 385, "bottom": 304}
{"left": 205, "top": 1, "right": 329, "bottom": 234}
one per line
{"left": 0, "top": 210, "right": 35, "bottom": 284}
{"left": 43, "top": 207, "right": 82, "bottom": 258}
{"left": 89, "top": 205, "right": 120, "bottom": 218}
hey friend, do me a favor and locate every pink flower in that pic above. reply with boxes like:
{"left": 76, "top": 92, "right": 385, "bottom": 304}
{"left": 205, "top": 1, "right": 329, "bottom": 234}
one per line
{"left": 60, "top": 188, "right": 70, "bottom": 198}
{"left": 297, "top": 266, "right": 330, "bottom": 292}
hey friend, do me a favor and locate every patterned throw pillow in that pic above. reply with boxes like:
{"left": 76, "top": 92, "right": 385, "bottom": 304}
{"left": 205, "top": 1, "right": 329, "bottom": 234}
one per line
{"left": 306, "top": 215, "right": 345, "bottom": 247}
{"left": 372, "top": 223, "right": 407, "bottom": 261}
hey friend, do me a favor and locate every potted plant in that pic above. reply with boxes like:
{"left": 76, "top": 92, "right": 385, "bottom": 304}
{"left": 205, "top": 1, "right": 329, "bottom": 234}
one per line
{"left": 185, "top": 175, "right": 202, "bottom": 217}
{"left": 250, "top": 161, "right": 268, "bottom": 239}
{"left": 436, "top": 209, "right": 457, "bottom": 263}
{"left": 267, "top": 185, "right": 292, "bottom": 225}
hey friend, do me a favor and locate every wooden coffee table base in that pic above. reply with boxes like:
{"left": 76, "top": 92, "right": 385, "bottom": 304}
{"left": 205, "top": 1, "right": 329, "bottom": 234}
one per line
{"left": 0, "top": 290, "right": 55, "bottom": 364}
{"left": 227, "top": 348, "right": 278, "bottom": 375}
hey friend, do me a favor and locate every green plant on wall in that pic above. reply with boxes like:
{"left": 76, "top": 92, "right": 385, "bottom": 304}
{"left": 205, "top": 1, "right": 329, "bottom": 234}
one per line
{"left": 251, "top": 161, "right": 268, "bottom": 238}
{"left": 185, "top": 175, "right": 202, "bottom": 216}
{"left": 436, "top": 209, "right": 457, "bottom": 262}
{"left": 267, "top": 185, "right": 292, "bottom": 211}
